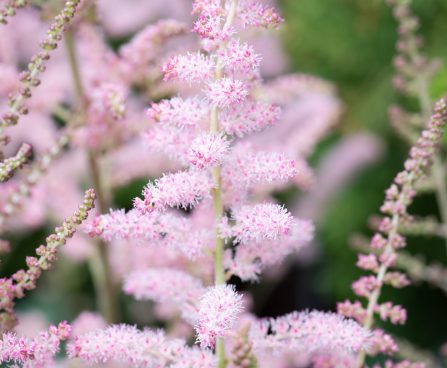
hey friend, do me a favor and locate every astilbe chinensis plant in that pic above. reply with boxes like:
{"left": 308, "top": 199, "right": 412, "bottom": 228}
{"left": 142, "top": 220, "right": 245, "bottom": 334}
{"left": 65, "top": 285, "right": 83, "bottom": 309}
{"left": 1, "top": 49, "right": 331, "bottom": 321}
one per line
{"left": 2, "top": 0, "right": 428, "bottom": 367}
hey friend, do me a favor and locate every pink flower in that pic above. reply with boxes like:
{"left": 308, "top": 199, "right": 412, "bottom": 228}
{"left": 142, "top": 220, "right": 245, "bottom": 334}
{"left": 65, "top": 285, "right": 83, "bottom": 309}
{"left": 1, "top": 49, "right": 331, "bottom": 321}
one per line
{"left": 250, "top": 311, "right": 371, "bottom": 356}
{"left": 195, "top": 285, "right": 243, "bottom": 348}
{"left": 134, "top": 170, "right": 214, "bottom": 213}
{"left": 206, "top": 78, "right": 248, "bottom": 108}
{"left": 219, "top": 39, "right": 261, "bottom": 75}
{"left": 147, "top": 97, "right": 209, "bottom": 128}
{"left": 220, "top": 101, "right": 281, "bottom": 137}
{"left": 224, "top": 203, "right": 294, "bottom": 244}
{"left": 124, "top": 269, "right": 205, "bottom": 323}
{"left": 189, "top": 132, "right": 230, "bottom": 169}
{"left": 68, "top": 325, "right": 216, "bottom": 367}
{"left": 237, "top": 0, "right": 283, "bottom": 29}
{"left": 0, "top": 322, "right": 71, "bottom": 367}
{"left": 163, "top": 52, "right": 215, "bottom": 83}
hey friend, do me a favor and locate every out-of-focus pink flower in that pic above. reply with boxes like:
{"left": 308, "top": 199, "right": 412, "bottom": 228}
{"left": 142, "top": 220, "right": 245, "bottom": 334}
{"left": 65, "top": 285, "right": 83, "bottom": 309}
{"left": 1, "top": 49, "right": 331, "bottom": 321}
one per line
{"left": 250, "top": 311, "right": 370, "bottom": 357}
{"left": 124, "top": 268, "right": 205, "bottom": 323}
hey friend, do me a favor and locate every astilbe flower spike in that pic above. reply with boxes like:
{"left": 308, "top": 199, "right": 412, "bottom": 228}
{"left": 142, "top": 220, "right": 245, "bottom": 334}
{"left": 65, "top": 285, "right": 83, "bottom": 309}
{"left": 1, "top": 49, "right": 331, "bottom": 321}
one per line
{"left": 0, "top": 321, "right": 71, "bottom": 367}
{"left": 0, "top": 189, "right": 96, "bottom": 331}
{"left": 250, "top": 310, "right": 371, "bottom": 357}
{"left": 195, "top": 284, "right": 244, "bottom": 349}
{"left": 0, "top": 0, "right": 81, "bottom": 145}
{"left": 67, "top": 324, "right": 217, "bottom": 368}
{"left": 338, "top": 99, "right": 447, "bottom": 367}
{"left": 0, "top": 143, "right": 32, "bottom": 182}
{"left": 0, "top": 0, "right": 29, "bottom": 25}
{"left": 0, "top": 134, "right": 69, "bottom": 232}
{"left": 123, "top": 268, "right": 205, "bottom": 323}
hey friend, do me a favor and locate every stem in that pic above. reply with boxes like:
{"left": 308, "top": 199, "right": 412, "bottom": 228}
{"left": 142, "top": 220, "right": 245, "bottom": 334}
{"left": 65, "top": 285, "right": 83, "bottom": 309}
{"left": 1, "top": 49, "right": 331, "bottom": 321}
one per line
{"left": 64, "top": 28, "right": 118, "bottom": 322}
{"left": 356, "top": 172, "right": 414, "bottom": 368}
{"left": 211, "top": 2, "right": 237, "bottom": 366}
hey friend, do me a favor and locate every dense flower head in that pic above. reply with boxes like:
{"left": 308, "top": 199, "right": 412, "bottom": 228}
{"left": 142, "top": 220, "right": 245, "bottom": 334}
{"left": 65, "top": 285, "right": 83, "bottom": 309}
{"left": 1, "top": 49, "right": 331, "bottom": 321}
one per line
{"left": 206, "top": 78, "right": 248, "bottom": 108}
{"left": 163, "top": 52, "right": 215, "bottom": 83}
{"left": 250, "top": 311, "right": 371, "bottom": 357}
{"left": 134, "top": 170, "right": 214, "bottom": 214}
{"left": 124, "top": 268, "right": 205, "bottom": 323}
{"left": 195, "top": 284, "right": 244, "bottom": 348}
{"left": 0, "top": 321, "right": 71, "bottom": 367}
{"left": 220, "top": 101, "right": 281, "bottom": 137}
{"left": 119, "top": 19, "right": 186, "bottom": 74}
{"left": 219, "top": 39, "right": 261, "bottom": 76}
{"left": 225, "top": 218, "right": 314, "bottom": 281}
{"left": 147, "top": 97, "right": 209, "bottom": 128}
{"left": 67, "top": 324, "right": 216, "bottom": 367}
{"left": 221, "top": 203, "right": 294, "bottom": 244}
{"left": 237, "top": 0, "right": 284, "bottom": 29}
{"left": 189, "top": 132, "right": 230, "bottom": 169}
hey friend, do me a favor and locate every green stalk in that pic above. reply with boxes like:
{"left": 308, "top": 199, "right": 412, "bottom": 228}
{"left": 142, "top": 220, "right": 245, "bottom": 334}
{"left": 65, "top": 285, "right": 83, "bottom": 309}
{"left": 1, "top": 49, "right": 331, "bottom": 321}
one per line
{"left": 64, "top": 29, "right": 118, "bottom": 323}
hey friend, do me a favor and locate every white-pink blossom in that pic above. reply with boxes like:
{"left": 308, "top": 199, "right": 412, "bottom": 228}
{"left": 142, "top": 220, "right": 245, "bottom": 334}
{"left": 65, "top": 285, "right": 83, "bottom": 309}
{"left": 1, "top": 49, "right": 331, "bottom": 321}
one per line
{"left": 163, "top": 52, "right": 215, "bottom": 83}
{"left": 220, "top": 101, "right": 281, "bottom": 137}
{"left": 195, "top": 284, "right": 243, "bottom": 348}
{"left": 134, "top": 170, "right": 214, "bottom": 213}
{"left": 223, "top": 203, "right": 294, "bottom": 244}
{"left": 124, "top": 269, "right": 205, "bottom": 323}
{"left": 250, "top": 311, "right": 371, "bottom": 357}
{"left": 147, "top": 97, "right": 209, "bottom": 128}
{"left": 206, "top": 78, "right": 248, "bottom": 108}
{"left": 189, "top": 132, "right": 230, "bottom": 169}
{"left": 67, "top": 325, "right": 216, "bottom": 368}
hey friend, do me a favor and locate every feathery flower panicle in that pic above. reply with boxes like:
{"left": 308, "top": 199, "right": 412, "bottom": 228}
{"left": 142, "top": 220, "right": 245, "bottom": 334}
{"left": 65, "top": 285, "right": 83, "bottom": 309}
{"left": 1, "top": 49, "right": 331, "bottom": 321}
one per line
{"left": 124, "top": 269, "right": 205, "bottom": 323}
{"left": 220, "top": 101, "right": 281, "bottom": 137}
{"left": 145, "top": 123, "right": 196, "bottom": 164}
{"left": 195, "top": 285, "right": 244, "bottom": 349}
{"left": 339, "top": 99, "right": 447, "bottom": 366}
{"left": 0, "top": 143, "right": 32, "bottom": 182}
{"left": 119, "top": 19, "right": 186, "bottom": 75}
{"left": 237, "top": 0, "right": 283, "bottom": 29}
{"left": 163, "top": 52, "right": 216, "bottom": 83}
{"left": 224, "top": 147, "right": 297, "bottom": 187}
{"left": 225, "top": 218, "right": 314, "bottom": 281}
{"left": 222, "top": 203, "right": 294, "bottom": 244}
{"left": 86, "top": 208, "right": 164, "bottom": 241}
{"left": 0, "top": 0, "right": 81, "bottom": 144}
{"left": 0, "top": 189, "right": 95, "bottom": 331}
{"left": 250, "top": 311, "right": 370, "bottom": 357}
{"left": 134, "top": 170, "right": 214, "bottom": 214}
{"left": 68, "top": 324, "right": 216, "bottom": 368}
{"left": 189, "top": 132, "right": 230, "bottom": 169}
{"left": 219, "top": 39, "right": 261, "bottom": 76}
{"left": 206, "top": 78, "right": 248, "bottom": 109}
{"left": 147, "top": 97, "right": 209, "bottom": 128}
{"left": 0, "top": 321, "right": 71, "bottom": 367}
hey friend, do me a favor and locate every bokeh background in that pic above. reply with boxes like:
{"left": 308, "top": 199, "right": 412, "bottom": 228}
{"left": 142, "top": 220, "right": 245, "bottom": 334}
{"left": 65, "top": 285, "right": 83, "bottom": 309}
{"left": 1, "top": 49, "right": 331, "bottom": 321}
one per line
{"left": 1, "top": 0, "right": 447, "bottom": 365}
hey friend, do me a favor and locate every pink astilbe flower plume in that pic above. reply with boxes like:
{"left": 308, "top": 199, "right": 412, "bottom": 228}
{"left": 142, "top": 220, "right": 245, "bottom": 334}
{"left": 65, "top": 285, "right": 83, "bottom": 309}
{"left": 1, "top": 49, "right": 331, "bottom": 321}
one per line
{"left": 221, "top": 203, "right": 294, "bottom": 244}
{"left": 195, "top": 284, "right": 244, "bottom": 349}
{"left": 124, "top": 268, "right": 205, "bottom": 323}
{"left": 189, "top": 132, "right": 230, "bottom": 169}
{"left": 250, "top": 311, "right": 371, "bottom": 358}
{"left": 0, "top": 321, "right": 71, "bottom": 367}
{"left": 68, "top": 325, "right": 216, "bottom": 368}
{"left": 163, "top": 52, "right": 216, "bottom": 83}
{"left": 206, "top": 78, "right": 248, "bottom": 109}
{"left": 134, "top": 170, "right": 214, "bottom": 214}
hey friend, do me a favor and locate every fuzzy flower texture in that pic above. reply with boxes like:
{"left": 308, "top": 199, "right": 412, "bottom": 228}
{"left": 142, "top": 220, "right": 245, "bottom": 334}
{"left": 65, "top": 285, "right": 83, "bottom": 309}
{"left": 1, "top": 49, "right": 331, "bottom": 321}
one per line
{"left": 75, "top": 0, "right": 371, "bottom": 367}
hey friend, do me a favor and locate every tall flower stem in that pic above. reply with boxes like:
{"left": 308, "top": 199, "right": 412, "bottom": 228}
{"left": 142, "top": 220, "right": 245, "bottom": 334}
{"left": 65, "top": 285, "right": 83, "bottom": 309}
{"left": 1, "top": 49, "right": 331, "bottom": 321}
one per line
{"left": 64, "top": 29, "right": 118, "bottom": 323}
{"left": 210, "top": 2, "right": 238, "bottom": 366}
